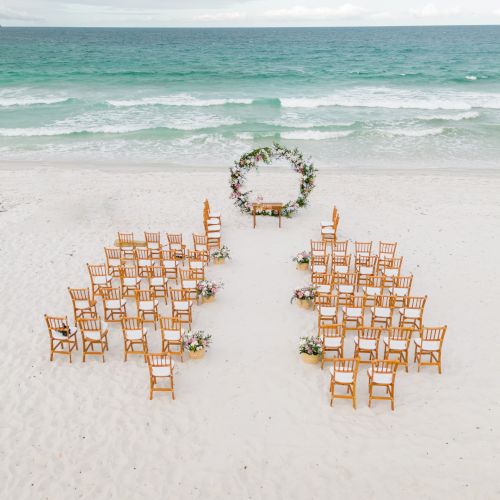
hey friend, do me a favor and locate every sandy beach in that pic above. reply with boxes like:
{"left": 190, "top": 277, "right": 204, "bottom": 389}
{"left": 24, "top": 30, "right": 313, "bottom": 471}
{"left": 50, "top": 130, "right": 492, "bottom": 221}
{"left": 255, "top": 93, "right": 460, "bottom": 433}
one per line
{"left": 0, "top": 162, "right": 498, "bottom": 499}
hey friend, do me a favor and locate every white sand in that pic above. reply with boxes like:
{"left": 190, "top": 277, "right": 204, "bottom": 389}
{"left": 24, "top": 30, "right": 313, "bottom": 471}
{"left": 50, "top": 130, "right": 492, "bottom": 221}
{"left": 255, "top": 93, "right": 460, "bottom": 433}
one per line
{"left": 1, "top": 162, "right": 499, "bottom": 499}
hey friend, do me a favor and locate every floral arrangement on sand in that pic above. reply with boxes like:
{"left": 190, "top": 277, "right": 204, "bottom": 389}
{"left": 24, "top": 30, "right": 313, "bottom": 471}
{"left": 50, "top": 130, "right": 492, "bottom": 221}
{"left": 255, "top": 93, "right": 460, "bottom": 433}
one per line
{"left": 211, "top": 245, "right": 231, "bottom": 260}
{"left": 229, "top": 142, "right": 317, "bottom": 218}
{"left": 299, "top": 336, "right": 323, "bottom": 356}
{"left": 290, "top": 284, "right": 317, "bottom": 303}
{"left": 183, "top": 331, "right": 212, "bottom": 352}
{"left": 197, "top": 280, "right": 224, "bottom": 297}
{"left": 292, "top": 251, "right": 310, "bottom": 264}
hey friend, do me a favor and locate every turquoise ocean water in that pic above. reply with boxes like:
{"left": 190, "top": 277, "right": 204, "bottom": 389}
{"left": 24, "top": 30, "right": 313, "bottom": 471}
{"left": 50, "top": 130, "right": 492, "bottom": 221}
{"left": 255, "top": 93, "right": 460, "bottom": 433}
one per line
{"left": 1, "top": 26, "right": 500, "bottom": 168}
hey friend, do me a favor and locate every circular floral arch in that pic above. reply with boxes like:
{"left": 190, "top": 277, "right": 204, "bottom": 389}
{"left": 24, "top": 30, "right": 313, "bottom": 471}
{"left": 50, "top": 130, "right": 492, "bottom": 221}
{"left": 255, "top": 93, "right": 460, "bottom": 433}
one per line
{"left": 229, "top": 142, "right": 317, "bottom": 217}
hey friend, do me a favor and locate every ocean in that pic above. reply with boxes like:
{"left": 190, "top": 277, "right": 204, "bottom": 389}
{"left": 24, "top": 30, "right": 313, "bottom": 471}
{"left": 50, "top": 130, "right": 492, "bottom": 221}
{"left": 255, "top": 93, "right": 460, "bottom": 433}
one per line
{"left": 1, "top": 26, "right": 500, "bottom": 168}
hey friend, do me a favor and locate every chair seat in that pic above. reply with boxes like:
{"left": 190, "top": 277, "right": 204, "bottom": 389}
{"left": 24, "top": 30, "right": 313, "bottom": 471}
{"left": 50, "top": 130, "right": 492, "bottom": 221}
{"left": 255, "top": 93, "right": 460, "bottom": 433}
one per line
{"left": 83, "top": 330, "right": 104, "bottom": 341}
{"left": 367, "top": 367, "right": 393, "bottom": 384}
{"left": 338, "top": 285, "right": 354, "bottom": 294}
{"left": 75, "top": 300, "right": 92, "bottom": 309}
{"left": 195, "top": 244, "right": 208, "bottom": 251}
{"left": 106, "top": 298, "right": 127, "bottom": 309}
{"left": 383, "top": 337, "right": 407, "bottom": 350}
{"left": 210, "top": 211, "right": 221, "bottom": 218}
{"left": 174, "top": 300, "right": 192, "bottom": 310}
{"left": 324, "top": 336, "right": 342, "bottom": 348}
{"left": 414, "top": 338, "right": 440, "bottom": 351}
{"left": 93, "top": 276, "right": 112, "bottom": 285}
{"left": 163, "top": 260, "right": 177, "bottom": 268}
{"left": 354, "top": 338, "right": 377, "bottom": 350}
{"left": 124, "top": 277, "right": 141, "bottom": 286}
{"left": 152, "top": 365, "right": 173, "bottom": 377}
{"left": 125, "top": 328, "right": 147, "bottom": 340}
{"left": 321, "top": 220, "right": 334, "bottom": 227}
{"left": 371, "top": 307, "right": 391, "bottom": 318}
{"left": 312, "top": 265, "right": 326, "bottom": 273}
{"left": 147, "top": 242, "right": 160, "bottom": 249}
{"left": 312, "top": 250, "right": 325, "bottom": 256}
{"left": 139, "top": 300, "right": 159, "bottom": 310}
{"left": 108, "top": 259, "right": 121, "bottom": 266}
{"left": 182, "top": 280, "right": 197, "bottom": 289}
{"left": 359, "top": 266, "right": 374, "bottom": 275}
{"left": 138, "top": 259, "right": 152, "bottom": 267}
{"left": 190, "top": 262, "right": 204, "bottom": 269}
{"left": 343, "top": 307, "right": 363, "bottom": 317}
{"left": 334, "top": 265, "right": 349, "bottom": 274}
{"left": 163, "top": 329, "right": 181, "bottom": 341}
{"left": 319, "top": 306, "right": 336, "bottom": 316}
{"left": 330, "top": 369, "right": 354, "bottom": 384}
{"left": 207, "top": 232, "right": 221, "bottom": 238}
{"left": 316, "top": 284, "right": 331, "bottom": 294}
{"left": 170, "top": 243, "right": 183, "bottom": 250}
{"left": 392, "top": 287, "right": 408, "bottom": 296}
{"left": 399, "top": 308, "right": 420, "bottom": 318}
{"left": 150, "top": 277, "right": 167, "bottom": 286}
{"left": 322, "top": 228, "right": 335, "bottom": 235}
{"left": 384, "top": 269, "right": 399, "bottom": 277}
{"left": 207, "top": 219, "right": 219, "bottom": 225}
{"left": 364, "top": 286, "right": 381, "bottom": 296}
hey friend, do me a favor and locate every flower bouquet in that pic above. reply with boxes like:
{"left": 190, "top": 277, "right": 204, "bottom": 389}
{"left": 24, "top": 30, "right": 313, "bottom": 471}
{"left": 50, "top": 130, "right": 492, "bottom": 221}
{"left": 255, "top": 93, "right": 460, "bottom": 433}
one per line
{"left": 291, "top": 285, "right": 317, "bottom": 309}
{"left": 299, "top": 336, "right": 323, "bottom": 364}
{"left": 211, "top": 245, "right": 231, "bottom": 264}
{"left": 183, "top": 330, "right": 212, "bottom": 359}
{"left": 293, "top": 251, "right": 310, "bottom": 271}
{"left": 197, "top": 280, "right": 224, "bottom": 303}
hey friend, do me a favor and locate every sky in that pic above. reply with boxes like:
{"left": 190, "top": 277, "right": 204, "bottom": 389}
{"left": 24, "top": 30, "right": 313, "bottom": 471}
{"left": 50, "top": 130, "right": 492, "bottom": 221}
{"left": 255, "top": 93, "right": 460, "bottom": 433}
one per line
{"left": 1, "top": 0, "right": 500, "bottom": 27}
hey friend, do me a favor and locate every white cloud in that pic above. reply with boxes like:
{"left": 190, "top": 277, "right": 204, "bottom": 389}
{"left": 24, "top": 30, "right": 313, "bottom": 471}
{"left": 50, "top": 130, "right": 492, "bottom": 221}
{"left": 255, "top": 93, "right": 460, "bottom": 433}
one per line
{"left": 0, "top": 6, "right": 41, "bottom": 21}
{"left": 410, "top": 3, "right": 461, "bottom": 18}
{"left": 265, "top": 3, "right": 366, "bottom": 20}
{"left": 197, "top": 11, "right": 246, "bottom": 22}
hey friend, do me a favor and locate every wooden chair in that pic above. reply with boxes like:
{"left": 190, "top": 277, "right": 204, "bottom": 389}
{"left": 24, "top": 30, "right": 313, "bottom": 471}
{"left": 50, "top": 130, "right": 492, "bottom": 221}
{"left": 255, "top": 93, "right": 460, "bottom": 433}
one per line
{"left": 399, "top": 295, "right": 427, "bottom": 329}
{"left": 320, "top": 324, "right": 345, "bottom": 368}
{"left": 354, "top": 327, "right": 381, "bottom": 363}
{"left": 329, "top": 358, "right": 359, "bottom": 409}
{"left": 334, "top": 272, "right": 357, "bottom": 305}
{"left": 204, "top": 199, "right": 221, "bottom": 225}
{"left": 314, "top": 278, "right": 334, "bottom": 309}
{"left": 383, "top": 327, "right": 413, "bottom": 372}
{"left": 187, "top": 255, "right": 206, "bottom": 280}
{"left": 205, "top": 226, "right": 221, "bottom": 250}
{"left": 367, "top": 359, "right": 399, "bottom": 410}
{"left": 135, "top": 289, "right": 159, "bottom": 328}
{"left": 317, "top": 295, "right": 338, "bottom": 327}
{"left": 310, "top": 240, "right": 327, "bottom": 265}
{"left": 148, "top": 265, "right": 169, "bottom": 303}
{"left": 68, "top": 287, "right": 97, "bottom": 323}
{"left": 332, "top": 253, "right": 351, "bottom": 274}
{"left": 414, "top": 326, "right": 447, "bottom": 373}
{"left": 321, "top": 206, "right": 338, "bottom": 229}
{"left": 371, "top": 294, "right": 395, "bottom": 328}
{"left": 161, "top": 249, "right": 179, "bottom": 283}
{"left": 147, "top": 353, "right": 175, "bottom": 400}
{"left": 120, "top": 265, "right": 141, "bottom": 298}
{"left": 354, "top": 241, "right": 372, "bottom": 258}
{"left": 381, "top": 256, "right": 404, "bottom": 286}
{"left": 45, "top": 314, "right": 78, "bottom": 362}
{"left": 356, "top": 255, "right": 379, "bottom": 287}
{"left": 104, "top": 247, "right": 122, "bottom": 277}
{"left": 101, "top": 286, "right": 127, "bottom": 322}
{"left": 180, "top": 269, "right": 199, "bottom": 301}
{"left": 187, "top": 248, "right": 209, "bottom": 267}
{"left": 121, "top": 316, "right": 148, "bottom": 362}
{"left": 311, "top": 255, "right": 330, "bottom": 284}
{"left": 362, "top": 275, "right": 385, "bottom": 307}
{"left": 378, "top": 241, "right": 398, "bottom": 268}
{"left": 118, "top": 232, "right": 135, "bottom": 262}
{"left": 193, "top": 233, "right": 208, "bottom": 253}
{"left": 169, "top": 288, "right": 193, "bottom": 327}
{"left": 342, "top": 295, "right": 365, "bottom": 330}
{"left": 159, "top": 316, "right": 184, "bottom": 361}
{"left": 167, "top": 233, "right": 186, "bottom": 261}
{"left": 87, "top": 263, "right": 112, "bottom": 298}
{"left": 78, "top": 317, "right": 109, "bottom": 363}
{"left": 144, "top": 231, "right": 162, "bottom": 259}
{"left": 135, "top": 248, "right": 153, "bottom": 278}
{"left": 390, "top": 275, "right": 414, "bottom": 306}
{"left": 321, "top": 210, "right": 339, "bottom": 245}
{"left": 332, "top": 240, "right": 348, "bottom": 258}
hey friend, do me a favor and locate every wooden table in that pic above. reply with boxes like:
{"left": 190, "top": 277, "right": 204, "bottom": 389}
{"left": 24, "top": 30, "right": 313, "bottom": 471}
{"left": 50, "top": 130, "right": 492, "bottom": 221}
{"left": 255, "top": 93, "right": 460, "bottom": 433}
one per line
{"left": 252, "top": 202, "right": 283, "bottom": 228}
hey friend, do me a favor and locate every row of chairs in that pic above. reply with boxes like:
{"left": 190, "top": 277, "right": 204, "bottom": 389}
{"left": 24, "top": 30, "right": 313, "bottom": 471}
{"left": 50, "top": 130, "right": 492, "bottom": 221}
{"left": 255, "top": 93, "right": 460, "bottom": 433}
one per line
{"left": 319, "top": 324, "right": 447, "bottom": 374}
